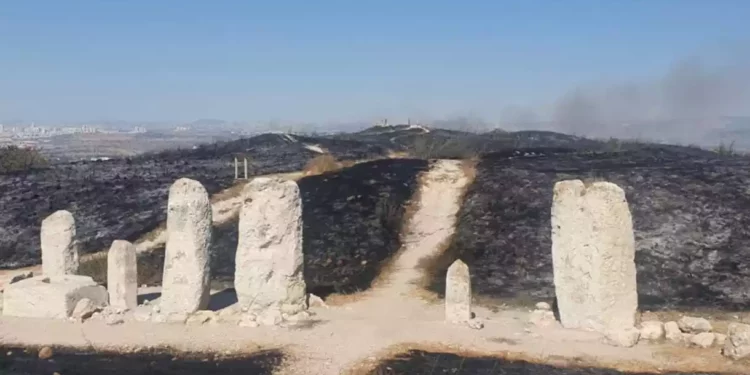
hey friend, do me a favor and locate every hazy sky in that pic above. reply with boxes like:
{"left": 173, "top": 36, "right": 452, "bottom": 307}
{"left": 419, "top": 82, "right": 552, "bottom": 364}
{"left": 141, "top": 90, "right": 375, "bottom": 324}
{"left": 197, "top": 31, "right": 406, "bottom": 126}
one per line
{"left": 1, "top": 0, "right": 748, "bottom": 124}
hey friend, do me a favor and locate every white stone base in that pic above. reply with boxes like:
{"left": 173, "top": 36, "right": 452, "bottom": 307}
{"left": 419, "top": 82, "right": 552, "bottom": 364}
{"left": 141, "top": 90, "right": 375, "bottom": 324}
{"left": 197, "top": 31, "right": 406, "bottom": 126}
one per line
{"left": 2, "top": 275, "right": 107, "bottom": 319}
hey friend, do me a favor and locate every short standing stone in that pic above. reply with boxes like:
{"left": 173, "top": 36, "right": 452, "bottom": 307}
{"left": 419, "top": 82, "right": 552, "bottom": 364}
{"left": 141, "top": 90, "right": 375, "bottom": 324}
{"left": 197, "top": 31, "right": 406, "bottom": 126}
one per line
{"left": 551, "top": 180, "right": 638, "bottom": 333}
{"left": 160, "top": 178, "right": 212, "bottom": 314}
{"left": 445, "top": 259, "right": 471, "bottom": 323}
{"left": 107, "top": 240, "right": 138, "bottom": 310}
{"left": 691, "top": 332, "right": 715, "bottom": 348}
{"left": 41, "top": 210, "right": 79, "bottom": 277}
{"left": 723, "top": 323, "right": 750, "bottom": 360}
{"left": 639, "top": 321, "right": 665, "bottom": 341}
{"left": 234, "top": 178, "right": 306, "bottom": 316}
{"left": 664, "top": 321, "right": 684, "bottom": 344}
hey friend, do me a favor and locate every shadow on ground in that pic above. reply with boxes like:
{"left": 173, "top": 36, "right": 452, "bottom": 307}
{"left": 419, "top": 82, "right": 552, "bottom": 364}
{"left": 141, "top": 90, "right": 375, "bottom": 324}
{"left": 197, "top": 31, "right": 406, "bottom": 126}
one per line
{"left": 367, "top": 350, "right": 733, "bottom": 375}
{"left": 0, "top": 346, "right": 284, "bottom": 375}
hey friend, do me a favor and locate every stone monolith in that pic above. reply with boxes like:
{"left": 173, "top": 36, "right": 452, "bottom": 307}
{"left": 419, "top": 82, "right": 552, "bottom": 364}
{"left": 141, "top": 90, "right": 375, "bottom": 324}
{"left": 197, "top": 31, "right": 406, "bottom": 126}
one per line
{"left": 160, "top": 178, "right": 212, "bottom": 314}
{"left": 107, "top": 240, "right": 138, "bottom": 310}
{"left": 551, "top": 180, "right": 638, "bottom": 333}
{"left": 234, "top": 177, "right": 306, "bottom": 317}
{"left": 41, "top": 210, "right": 79, "bottom": 277}
{"left": 445, "top": 259, "right": 471, "bottom": 323}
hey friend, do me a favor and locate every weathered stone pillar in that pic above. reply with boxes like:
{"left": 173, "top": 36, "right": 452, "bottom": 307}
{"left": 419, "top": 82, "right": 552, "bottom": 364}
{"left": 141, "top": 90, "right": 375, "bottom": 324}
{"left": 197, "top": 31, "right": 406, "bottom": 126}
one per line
{"left": 244, "top": 157, "right": 248, "bottom": 179}
{"left": 445, "top": 259, "right": 471, "bottom": 323}
{"left": 107, "top": 240, "right": 138, "bottom": 310}
{"left": 41, "top": 210, "right": 79, "bottom": 277}
{"left": 551, "top": 180, "right": 638, "bottom": 333}
{"left": 235, "top": 177, "right": 306, "bottom": 317}
{"left": 234, "top": 157, "right": 239, "bottom": 179}
{"left": 160, "top": 178, "right": 212, "bottom": 314}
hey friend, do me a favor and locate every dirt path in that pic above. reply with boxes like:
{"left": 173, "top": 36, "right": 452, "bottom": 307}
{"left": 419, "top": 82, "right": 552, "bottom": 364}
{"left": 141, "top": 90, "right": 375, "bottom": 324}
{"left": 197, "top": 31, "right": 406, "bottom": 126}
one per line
{"left": 0, "top": 161, "right": 744, "bottom": 374}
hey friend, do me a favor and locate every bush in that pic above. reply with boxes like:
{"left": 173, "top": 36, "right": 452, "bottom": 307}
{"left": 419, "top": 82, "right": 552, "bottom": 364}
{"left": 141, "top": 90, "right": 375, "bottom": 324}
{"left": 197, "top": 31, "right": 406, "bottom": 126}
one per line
{"left": 303, "top": 154, "right": 341, "bottom": 175}
{"left": 0, "top": 145, "right": 48, "bottom": 173}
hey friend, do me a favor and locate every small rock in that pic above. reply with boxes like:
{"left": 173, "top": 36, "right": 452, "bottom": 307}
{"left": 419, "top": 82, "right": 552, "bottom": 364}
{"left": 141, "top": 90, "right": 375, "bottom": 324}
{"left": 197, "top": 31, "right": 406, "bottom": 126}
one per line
{"left": 691, "top": 332, "right": 715, "bottom": 348}
{"left": 678, "top": 316, "right": 713, "bottom": 333}
{"left": 38, "top": 346, "right": 54, "bottom": 360}
{"left": 308, "top": 294, "right": 329, "bottom": 309}
{"left": 715, "top": 333, "right": 727, "bottom": 346}
{"left": 152, "top": 304, "right": 161, "bottom": 313}
{"left": 664, "top": 321, "right": 683, "bottom": 344}
{"left": 53, "top": 372, "right": 61, "bottom": 375}
{"left": 71, "top": 298, "right": 101, "bottom": 321}
{"left": 105, "top": 314, "right": 125, "bottom": 325}
{"left": 239, "top": 314, "right": 259, "bottom": 327}
{"left": 604, "top": 328, "right": 641, "bottom": 348}
{"left": 723, "top": 322, "right": 750, "bottom": 360}
{"left": 186, "top": 313, "right": 212, "bottom": 325}
{"left": 467, "top": 319, "right": 484, "bottom": 330}
{"left": 534, "top": 302, "right": 551, "bottom": 311}
{"left": 6, "top": 351, "right": 12, "bottom": 356}
{"left": 528, "top": 310, "right": 556, "bottom": 328}
{"left": 639, "top": 321, "right": 665, "bottom": 341}
{"left": 142, "top": 299, "right": 150, "bottom": 305}
{"left": 9, "top": 272, "right": 33, "bottom": 284}
{"left": 283, "top": 311, "right": 311, "bottom": 322}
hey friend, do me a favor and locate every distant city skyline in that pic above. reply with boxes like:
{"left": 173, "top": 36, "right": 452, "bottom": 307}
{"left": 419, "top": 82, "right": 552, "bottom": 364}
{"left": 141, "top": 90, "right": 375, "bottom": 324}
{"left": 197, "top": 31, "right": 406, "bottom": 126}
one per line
{"left": 2, "top": 1, "right": 749, "bottom": 132}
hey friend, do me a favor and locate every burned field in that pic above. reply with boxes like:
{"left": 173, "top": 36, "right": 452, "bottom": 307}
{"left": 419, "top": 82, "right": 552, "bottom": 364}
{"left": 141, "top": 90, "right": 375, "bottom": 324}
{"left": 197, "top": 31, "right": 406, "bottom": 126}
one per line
{"left": 0, "top": 346, "right": 284, "bottom": 375}
{"left": 206, "top": 158, "right": 429, "bottom": 295}
{"left": 367, "top": 350, "right": 731, "bottom": 375}
{"left": 428, "top": 146, "right": 750, "bottom": 310}
{"left": 0, "top": 133, "right": 385, "bottom": 269}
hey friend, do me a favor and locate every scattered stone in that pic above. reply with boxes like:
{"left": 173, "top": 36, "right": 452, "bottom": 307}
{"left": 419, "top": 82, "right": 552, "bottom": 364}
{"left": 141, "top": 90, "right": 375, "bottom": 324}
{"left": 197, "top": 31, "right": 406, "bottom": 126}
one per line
{"left": 308, "top": 294, "right": 328, "bottom": 309}
{"left": 104, "top": 314, "right": 125, "bottom": 325}
{"left": 3, "top": 275, "right": 107, "bottom": 319}
{"left": 534, "top": 302, "right": 551, "bottom": 311}
{"left": 186, "top": 311, "right": 215, "bottom": 325}
{"left": 143, "top": 299, "right": 150, "bottom": 305}
{"left": 690, "top": 332, "right": 715, "bottom": 348}
{"left": 9, "top": 272, "right": 33, "bottom": 284}
{"left": 38, "top": 346, "right": 54, "bottom": 360}
{"left": 467, "top": 319, "right": 484, "bottom": 330}
{"left": 239, "top": 314, "right": 259, "bottom": 328}
{"left": 107, "top": 240, "right": 138, "bottom": 310}
{"left": 41, "top": 210, "right": 79, "bottom": 277}
{"left": 529, "top": 309, "right": 557, "bottom": 328}
{"left": 160, "top": 178, "right": 212, "bottom": 314}
{"left": 723, "top": 323, "right": 750, "bottom": 360}
{"left": 678, "top": 316, "right": 713, "bottom": 333}
{"left": 604, "top": 328, "right": 641, "bottom": 348}
{"left": 551, "top": 180, "right": 637, "bottom": 333}
{"left": 72, "top": 298, "right": 100, "bottom": 321}
{"left": 639, "top": 321, "right": 665, "bottom": 341}
{"left": 234, "top": 178, "right": 307, "bottom": 316}
{"left": 715, "top": 333, "right": 727, "bottom": 347}
{"left": 445, "top": 259, "right": 471, "bottom": 323}
{"left": 665, "top": 321, "right": 684, "bottom": 344}
{"left": 283, "top": 310, "right": 311, "bottom": 322}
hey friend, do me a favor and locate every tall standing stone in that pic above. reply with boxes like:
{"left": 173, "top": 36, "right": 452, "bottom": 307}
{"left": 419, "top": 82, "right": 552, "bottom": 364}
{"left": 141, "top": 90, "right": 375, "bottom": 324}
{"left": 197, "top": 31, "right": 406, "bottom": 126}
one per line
{"left": 107, "top": 240, "right": 138, "bottom": 310}
{"left": 41, "top": 210, "right": 79, "bottom": 277}
{"left": 445, "top": 259, "right": 471, "bottom": 323}
{"left": 235, "top": 177, "right": 306, "bottom": 316}
{"left": 160, "top": 178, "right": 212, "bottom": 314}
{"left": 551, "top": 180, "right": 638, "bottom": 333}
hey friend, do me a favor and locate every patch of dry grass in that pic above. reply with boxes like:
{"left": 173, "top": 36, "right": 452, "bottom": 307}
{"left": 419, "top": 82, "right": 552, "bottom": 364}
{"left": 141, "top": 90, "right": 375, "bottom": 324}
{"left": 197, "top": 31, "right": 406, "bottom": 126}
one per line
{"left": 303, "top": 154, "right": 342, "bottom": 176}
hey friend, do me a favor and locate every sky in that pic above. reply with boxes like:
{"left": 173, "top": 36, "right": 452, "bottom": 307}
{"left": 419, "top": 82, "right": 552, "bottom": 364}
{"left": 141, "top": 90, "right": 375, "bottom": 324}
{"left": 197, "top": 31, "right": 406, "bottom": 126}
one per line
{"left": 1, "top": 0, "right": 749, "bottom": 125}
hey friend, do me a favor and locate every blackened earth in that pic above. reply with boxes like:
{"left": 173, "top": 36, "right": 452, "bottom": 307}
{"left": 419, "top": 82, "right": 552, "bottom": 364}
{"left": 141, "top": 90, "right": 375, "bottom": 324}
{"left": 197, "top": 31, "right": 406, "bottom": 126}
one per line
{"left": 430, "top": 146, "right": 750, "bottom": 310}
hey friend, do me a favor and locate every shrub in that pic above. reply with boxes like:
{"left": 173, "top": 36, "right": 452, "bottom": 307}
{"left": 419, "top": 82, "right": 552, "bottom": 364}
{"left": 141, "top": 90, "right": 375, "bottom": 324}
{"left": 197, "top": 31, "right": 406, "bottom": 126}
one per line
{"left": 0, "top": 145, "right": 49, "bottom": 173}
{"left": 303, "top": 154, "right": 341, "bottom": 175}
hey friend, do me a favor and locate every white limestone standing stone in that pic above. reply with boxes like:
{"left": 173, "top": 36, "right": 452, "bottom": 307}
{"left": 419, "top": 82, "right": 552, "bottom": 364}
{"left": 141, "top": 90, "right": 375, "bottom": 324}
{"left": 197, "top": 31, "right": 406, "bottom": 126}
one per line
{"left": 551, "top": 180, "right": 638, "bottom": 333}
{"left": 107, "top": 240, "right": 138, "bottom": 310}
{"left": 235, "top": 177, "right": 307, "bottom": 316}
{"left": 445, "top": 259, "right": 471, "bottom": 323}
{"left": 160, "top": 178, "right": 212, "bottom": 314}
{"left": 41, "top": 210, "right": 79, "bottom": 277}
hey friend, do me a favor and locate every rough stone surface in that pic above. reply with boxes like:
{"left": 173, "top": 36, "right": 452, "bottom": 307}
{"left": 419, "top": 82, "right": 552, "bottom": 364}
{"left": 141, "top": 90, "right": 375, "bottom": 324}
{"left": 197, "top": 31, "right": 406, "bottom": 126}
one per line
{"left": 107, "top": 240, "right": 138, "bottom": 310}
{"left": 71, "top": 298, "right": 100, "bottom": 321}
{"left": 160, "top": 178, "right": 212, "bottom": 314}
{"left": 445, "top": 259, "right": 471, "bottom": 323}
{"left": 639, "top": 321, "right": 665, "bottom": 341}
{"left": 678, "top": 316, "right": 713, "bottom": 333}
{"left": 715, "top": 333, "right": 727, "bottom": 347}
{"left": 104, "top": 314, "right": 125, "bottom": 325}
{"left": 604, "top": 328, "right": 640, "bottom": 348}
{"left": 690, "top": 332, "right": 715, "bottom": 348}
{"left": 529, "top": 309, "right": 557, "bottom": 328}
{"left": 467, "top": 319, "right": 485, "bottom": 330}
{"left": 551, "top": 180, "right": 638, "bottom": 333}
{"left": 38, "top": 347, "right": 54, "bottom": 360}
{"left": 234, "top": 177, "right": 307, "bottom": 316}
{"left": 534, "top": 302, "right": 551, "bottom": 311}
{"left": 132, "top": 306, "right": 152, "bottom": 322}
{"left": 9, "top": 272, "right": 34, "bottom": 284}
{"left": 41, "top": 210, "right": 79, "bottom": 277}
{"left": 723, "top": 322, "right": 750, "bottom": 360}
{"left": 257, "top": 309, "right": 284, "bottom": 326}
{"left": 664, "top": 321, "right": 684, "bottom": 344}
{"left": 2, "top": 275, "right": 107, "bottom": 319}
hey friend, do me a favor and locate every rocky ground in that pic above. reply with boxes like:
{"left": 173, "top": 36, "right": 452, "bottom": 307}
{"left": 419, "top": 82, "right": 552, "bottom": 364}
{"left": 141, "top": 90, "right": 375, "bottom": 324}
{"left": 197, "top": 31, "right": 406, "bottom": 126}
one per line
{"left": 429, "top": 145, "right": 750, "bottom": 311}
{"left": 0, "top": 133, "right": 386, "bottom": 269}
